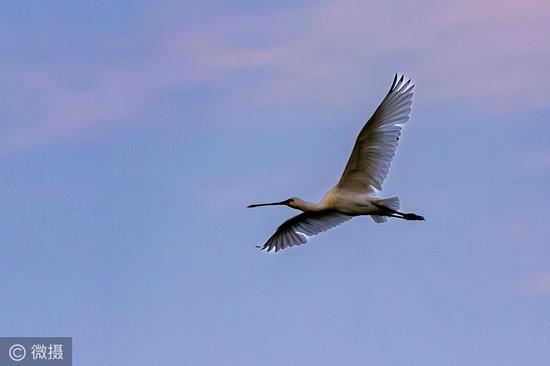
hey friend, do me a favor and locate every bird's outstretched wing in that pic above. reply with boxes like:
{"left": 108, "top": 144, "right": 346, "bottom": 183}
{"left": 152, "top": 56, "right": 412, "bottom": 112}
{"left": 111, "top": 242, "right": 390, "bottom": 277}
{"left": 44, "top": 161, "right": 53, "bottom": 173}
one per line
{"left": 258, "top": 211, "right": 352, "bottom": 252}
{"left": 337, "top": 75, "right": 414, "bottom": 193}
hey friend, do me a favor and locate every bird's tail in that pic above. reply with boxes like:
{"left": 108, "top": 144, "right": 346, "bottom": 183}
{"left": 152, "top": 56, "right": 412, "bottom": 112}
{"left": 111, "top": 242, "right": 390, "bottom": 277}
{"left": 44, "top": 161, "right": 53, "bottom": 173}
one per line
{"left": 371, "top": 197, "right": 400, "bottom": 224}
{"left": 375, "top": 197, "right": 400, "bottom": 211}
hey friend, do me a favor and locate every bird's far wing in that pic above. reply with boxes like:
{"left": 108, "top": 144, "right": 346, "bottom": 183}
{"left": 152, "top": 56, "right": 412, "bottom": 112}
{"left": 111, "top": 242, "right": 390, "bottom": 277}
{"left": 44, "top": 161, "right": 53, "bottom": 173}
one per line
{"left": 258, "top": 211, "right": 352, "bottom": 252}
{"left": 337, "top": 75, "right": 414, "bottom": 193}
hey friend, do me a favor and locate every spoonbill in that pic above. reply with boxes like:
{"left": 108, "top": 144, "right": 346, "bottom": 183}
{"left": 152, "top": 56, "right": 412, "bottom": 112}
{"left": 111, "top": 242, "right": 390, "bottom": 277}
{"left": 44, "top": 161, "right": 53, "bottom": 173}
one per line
{"left": 248, "top": 74, "right": 424, "bottom": 252}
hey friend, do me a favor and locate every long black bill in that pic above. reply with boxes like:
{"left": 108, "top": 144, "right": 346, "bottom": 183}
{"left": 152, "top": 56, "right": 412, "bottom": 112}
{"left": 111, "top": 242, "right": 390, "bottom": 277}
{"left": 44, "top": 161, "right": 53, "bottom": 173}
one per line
{"left": 247, "top": 200, "right": 288, "bottom": 208}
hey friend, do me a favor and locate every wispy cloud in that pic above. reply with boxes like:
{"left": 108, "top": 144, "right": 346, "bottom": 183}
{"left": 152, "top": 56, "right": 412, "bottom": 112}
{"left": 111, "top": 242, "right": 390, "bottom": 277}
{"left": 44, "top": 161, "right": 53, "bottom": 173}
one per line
{"left": 173, "top": 0, "right": 550, "bottom": 107}
{"left": 522, "top": 150, "right": 550, "bottom": 170}
{"left": 2, "top": 0, "right": 549, "bottom": 152}
{"left": 526, "top": 272, "right": 550, "bottom": 294}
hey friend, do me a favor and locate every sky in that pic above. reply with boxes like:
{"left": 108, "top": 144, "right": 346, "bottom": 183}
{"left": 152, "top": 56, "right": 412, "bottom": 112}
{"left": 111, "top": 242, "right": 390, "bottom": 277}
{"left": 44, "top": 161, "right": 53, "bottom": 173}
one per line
{"left": 1, "top": 0, "right": 550, "bottom": 365}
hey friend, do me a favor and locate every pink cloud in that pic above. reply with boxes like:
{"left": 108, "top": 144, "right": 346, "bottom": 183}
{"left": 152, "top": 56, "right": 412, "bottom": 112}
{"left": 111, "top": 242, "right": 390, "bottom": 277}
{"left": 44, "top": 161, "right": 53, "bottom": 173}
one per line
{"left": 521, "top": 150, "right": 550, "bottom": 170}
{"left": 171, "top": 0, "right": 550, "bottom": 109}
{"left": 527, "top": 273, "right": 550, "bottom": 294}
{"left": 2, "top": 0, "right": 549, "bottom": 152}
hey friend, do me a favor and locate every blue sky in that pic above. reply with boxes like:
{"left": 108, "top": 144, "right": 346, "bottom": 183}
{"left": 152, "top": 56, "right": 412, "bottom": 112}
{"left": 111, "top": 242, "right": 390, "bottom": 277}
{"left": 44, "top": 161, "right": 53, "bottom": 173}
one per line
{"left": 1, "top": 1, "right": 549, "bottom": 365}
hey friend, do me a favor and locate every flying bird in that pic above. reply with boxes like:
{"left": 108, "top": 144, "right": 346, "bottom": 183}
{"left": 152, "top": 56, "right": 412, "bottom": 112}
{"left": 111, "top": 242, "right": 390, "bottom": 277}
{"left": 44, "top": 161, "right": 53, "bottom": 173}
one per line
{"left": 248, "top": 75, "right": 424, "bottom": 252}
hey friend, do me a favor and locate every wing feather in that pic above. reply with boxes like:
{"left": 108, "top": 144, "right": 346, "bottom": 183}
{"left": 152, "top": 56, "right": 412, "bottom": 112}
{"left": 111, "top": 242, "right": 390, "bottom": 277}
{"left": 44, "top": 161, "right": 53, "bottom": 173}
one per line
{"left": 337, "top": 74, "right": 414, "bottom": 193}
{"left": 258, "top": 211, "right": 352, "bottom": 252}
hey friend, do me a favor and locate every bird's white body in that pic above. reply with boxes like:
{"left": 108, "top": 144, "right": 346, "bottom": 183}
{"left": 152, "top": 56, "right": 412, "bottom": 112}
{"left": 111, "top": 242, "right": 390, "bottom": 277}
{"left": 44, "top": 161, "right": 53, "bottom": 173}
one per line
{"left": 249, "top": 75, "right": 424, "bottom": 252}
{"left": 291, "top": 188, "right": 380, "bottom": 216}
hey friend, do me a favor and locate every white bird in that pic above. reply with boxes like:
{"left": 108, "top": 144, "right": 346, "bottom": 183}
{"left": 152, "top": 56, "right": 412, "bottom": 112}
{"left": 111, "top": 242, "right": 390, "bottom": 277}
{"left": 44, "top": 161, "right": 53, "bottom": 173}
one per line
{"left": 248, "top": 74, "right": 424, "bottom": 252}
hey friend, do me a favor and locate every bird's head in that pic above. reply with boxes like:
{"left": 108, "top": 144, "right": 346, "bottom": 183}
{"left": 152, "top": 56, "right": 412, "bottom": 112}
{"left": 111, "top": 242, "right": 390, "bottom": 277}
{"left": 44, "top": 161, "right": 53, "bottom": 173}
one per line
{"left": 247, "top": 197, "right": 306, "bottom": 210}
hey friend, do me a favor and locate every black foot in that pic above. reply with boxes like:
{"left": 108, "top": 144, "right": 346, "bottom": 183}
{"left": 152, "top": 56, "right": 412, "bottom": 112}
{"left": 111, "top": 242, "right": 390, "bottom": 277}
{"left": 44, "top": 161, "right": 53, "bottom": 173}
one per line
{"left": 403, "top": 213, "right": 425, "bottom": 221}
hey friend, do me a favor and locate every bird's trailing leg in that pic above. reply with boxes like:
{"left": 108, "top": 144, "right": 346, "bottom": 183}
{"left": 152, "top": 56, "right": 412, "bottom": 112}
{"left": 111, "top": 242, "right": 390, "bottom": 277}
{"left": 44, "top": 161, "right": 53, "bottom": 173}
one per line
{"left": 400, "top": 212, "right": 425, "bottom": 221}
{"left": 373, "top": 202, "right": 425, "bottom": 221}
{"left": 386, "top": 211, "right": 425, "bottom": 221}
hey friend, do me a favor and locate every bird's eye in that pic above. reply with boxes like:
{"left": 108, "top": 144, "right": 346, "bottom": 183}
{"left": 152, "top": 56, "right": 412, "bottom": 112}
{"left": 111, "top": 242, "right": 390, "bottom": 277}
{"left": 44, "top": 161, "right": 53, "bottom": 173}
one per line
{"left": 288, "top": 199, "right": 294, "bottom": 203}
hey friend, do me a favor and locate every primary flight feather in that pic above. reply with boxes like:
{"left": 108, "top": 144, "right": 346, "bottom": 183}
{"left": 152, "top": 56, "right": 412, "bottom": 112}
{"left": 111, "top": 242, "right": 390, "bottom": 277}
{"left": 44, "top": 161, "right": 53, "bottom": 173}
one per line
{"left": 248, "top": 74, "right": 424, "bottom": 252}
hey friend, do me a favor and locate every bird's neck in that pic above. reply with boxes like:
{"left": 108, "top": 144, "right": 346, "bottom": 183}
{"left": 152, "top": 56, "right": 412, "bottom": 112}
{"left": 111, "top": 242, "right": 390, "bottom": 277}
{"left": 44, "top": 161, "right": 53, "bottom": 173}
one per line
{"left": 295, "top": 200, "right": 324, "bottom": 212}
